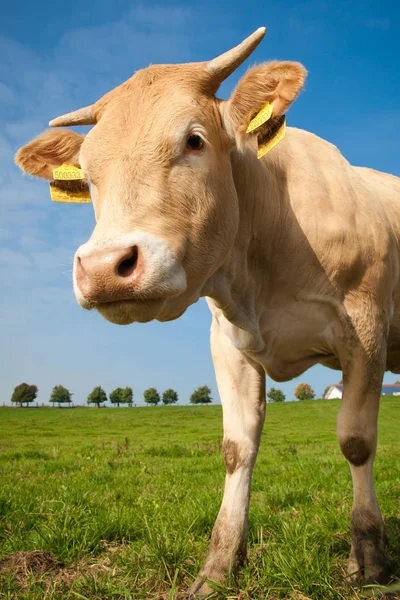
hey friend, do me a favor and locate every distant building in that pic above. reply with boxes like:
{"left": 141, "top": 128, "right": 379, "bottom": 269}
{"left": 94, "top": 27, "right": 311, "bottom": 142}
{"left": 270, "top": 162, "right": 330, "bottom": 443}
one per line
{"left": 324, "top": 383, "right": 400, "bottom": 400}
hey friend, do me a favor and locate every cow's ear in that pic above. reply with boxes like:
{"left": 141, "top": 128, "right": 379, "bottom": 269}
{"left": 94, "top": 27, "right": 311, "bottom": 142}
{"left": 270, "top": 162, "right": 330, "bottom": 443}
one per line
{"left": 223, "top": 61, "right": 306, "bottom": 139}
{"left": 15, "top": 129, "right": 85, "bottom": 180}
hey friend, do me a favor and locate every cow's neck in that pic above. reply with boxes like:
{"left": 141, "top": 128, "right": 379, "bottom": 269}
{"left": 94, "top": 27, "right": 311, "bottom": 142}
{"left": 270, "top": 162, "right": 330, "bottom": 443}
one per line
{"left": 204, "top": 145, "right": 288, "bottom": 353}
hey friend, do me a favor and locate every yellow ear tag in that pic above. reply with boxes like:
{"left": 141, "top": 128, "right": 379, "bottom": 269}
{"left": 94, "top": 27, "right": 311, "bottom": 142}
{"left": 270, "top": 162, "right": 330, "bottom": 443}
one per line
{"left": 246, "top": 102, "right": 273, "bottom": 133}
{"left": 53, "top": 163, "right": 84, "bottom": 180}
{"left": 257, "top": 116, "right": 286, "bottom": 159}
{"left": 50, "top": 163, "right": 91, "bottom": 203}
{"left": 49, "top": 183, "right": 91, "bottom": 203}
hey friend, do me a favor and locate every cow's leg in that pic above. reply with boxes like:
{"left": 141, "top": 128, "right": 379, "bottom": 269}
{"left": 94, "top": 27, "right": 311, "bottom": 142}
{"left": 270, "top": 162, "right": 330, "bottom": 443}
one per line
{"left": 189, "top": 319, "right": 265, "bottom": 597}
{"left": 337, "top": 309, "right": 391, "bottom": 584}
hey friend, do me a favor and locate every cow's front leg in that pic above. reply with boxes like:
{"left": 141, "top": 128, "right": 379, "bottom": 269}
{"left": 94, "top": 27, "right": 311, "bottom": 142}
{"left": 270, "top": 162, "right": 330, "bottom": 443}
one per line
{"left": 337, "top": 310, "right": 391, "bottom": 584}
{"left": 189, "top": 319, "right": 265, "bottom": 597}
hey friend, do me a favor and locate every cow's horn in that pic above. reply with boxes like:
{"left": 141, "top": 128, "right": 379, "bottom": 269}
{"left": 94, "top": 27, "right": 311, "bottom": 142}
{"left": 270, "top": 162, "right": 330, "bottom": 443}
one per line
{"left": 49, "top": 105, "right": 95, "bottom": 127}
{"left": 207, "top": 27, "right": 266, "bottom": 85}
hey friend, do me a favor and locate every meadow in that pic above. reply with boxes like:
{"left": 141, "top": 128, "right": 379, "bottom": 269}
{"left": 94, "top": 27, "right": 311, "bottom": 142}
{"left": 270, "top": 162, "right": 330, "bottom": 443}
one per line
{"left": 0, "top": 399, "right": 399, "bottom": 600}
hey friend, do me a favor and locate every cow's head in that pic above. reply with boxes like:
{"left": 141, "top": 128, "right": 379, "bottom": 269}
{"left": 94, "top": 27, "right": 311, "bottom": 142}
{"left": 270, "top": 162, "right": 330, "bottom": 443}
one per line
{"left": 16, "top": 28, "right": 306, "bottom": 325}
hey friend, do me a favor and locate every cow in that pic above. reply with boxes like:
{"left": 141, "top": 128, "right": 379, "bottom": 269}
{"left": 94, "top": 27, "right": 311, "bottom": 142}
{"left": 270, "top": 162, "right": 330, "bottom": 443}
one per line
{"left": 15, "top": 27, "right": 398, "bottom": 596}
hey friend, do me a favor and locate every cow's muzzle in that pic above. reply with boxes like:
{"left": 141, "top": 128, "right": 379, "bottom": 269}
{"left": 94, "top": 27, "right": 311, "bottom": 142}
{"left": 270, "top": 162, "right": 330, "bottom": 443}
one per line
{"left": 73, "top": 231, "right": 187, "bottom": 322}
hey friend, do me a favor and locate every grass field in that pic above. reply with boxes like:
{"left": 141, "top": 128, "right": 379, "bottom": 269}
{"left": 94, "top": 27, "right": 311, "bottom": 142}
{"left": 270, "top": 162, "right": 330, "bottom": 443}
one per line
{"left": 0, "top": 399, "right": 399, "bottom": 599}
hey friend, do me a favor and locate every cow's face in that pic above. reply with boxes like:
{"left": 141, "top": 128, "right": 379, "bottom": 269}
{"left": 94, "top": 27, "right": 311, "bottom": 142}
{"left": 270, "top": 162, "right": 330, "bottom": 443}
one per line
{"left": 16, "top": 29, "right": 306, "bottom": 325}
{"left": 73, "top": 66, "right": 240, "bottom": 325}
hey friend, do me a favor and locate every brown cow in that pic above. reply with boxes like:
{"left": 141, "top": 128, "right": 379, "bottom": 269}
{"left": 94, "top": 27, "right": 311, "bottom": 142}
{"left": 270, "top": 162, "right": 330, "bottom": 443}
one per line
{"left": 16, "top": 27, "right": 398, "bottom": 596}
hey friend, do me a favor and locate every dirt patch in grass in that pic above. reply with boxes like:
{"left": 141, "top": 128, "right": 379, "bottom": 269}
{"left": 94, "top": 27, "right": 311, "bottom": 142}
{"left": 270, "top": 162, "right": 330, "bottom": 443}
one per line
{"left": 0, "top": 550, "right": 61, "bottom": 582}
{"left": 0, "top": 549, "right": 177, "bottom": 599}
{"left": 0, "top": 549, "right": 116, "bottom": 591}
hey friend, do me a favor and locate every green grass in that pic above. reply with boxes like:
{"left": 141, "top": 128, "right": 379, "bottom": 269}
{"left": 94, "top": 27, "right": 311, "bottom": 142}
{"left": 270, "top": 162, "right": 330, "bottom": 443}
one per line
{"left": 0, "top": 399, "right": 399, "bottom": 599}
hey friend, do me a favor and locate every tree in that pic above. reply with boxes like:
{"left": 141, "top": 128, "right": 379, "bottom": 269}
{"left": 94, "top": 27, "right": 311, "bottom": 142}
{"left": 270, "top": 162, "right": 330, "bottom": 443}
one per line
{"left": 190, "top": 385, "right": 212, "bottom": 405}
{"left": 162, "top": 389, "right": 178, "bottom": 405}
{"left": 144, "top": 388, "right": 160, "bottom": 405}
{"left": 267, "top": 387, "right": 285, "bottom": 403}
{"left": 123, "top": 387, "right": 133, "bottom": 406}
{"left": 294, "top": 383, "right": 315, "bottom": 401}
{"left": 11, "top": 383, "right": 38, "bottom": 407}
{"left": 87, "top": 386, "right": 107, "bottom": 408}
{"left": 49, "top": 385, "right": 72, "bottom": 407}
{"left": 109, "top": 387, "right": 133, "bottom": 407}
{"left": 110, "top": 387, "right": 125, "bottom": 407}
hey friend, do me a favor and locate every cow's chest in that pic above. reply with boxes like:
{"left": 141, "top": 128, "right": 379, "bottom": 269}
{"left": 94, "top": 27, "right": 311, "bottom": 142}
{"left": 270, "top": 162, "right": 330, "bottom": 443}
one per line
{"left": 217, "top": 297, "right": 341, "bottom": 382}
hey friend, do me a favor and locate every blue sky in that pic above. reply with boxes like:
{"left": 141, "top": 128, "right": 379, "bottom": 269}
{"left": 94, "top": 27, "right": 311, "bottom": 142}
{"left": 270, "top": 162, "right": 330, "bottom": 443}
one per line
{"left": 0, "top": 0, "right": 399, "bottom": 406}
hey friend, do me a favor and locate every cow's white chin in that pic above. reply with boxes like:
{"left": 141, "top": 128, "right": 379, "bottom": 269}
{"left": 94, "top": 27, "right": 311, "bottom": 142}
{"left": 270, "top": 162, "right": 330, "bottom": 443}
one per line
{"left": 97, "top": 298, "right": 166, "bottom": 325}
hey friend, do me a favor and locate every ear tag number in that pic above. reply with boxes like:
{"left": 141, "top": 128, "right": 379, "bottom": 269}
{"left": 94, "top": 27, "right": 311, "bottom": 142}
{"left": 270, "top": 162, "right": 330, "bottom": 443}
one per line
{"left": 53, "top": 163, "right": 84, "bottom": 180}
{"left": 50, "top": 162, "right": 91, "bottom": 203}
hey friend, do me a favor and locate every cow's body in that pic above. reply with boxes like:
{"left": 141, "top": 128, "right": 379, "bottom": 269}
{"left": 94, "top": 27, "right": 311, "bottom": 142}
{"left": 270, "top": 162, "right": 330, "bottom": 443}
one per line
{"left": 206, "top": 126, "right": 400, "bottom": 380}
{"left": 16, "top": 28, "right": 397, "bottom": 596}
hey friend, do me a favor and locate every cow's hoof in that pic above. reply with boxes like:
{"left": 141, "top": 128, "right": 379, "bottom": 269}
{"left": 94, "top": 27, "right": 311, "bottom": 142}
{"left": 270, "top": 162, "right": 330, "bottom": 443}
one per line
{"left": 188, "top": 576, "right": 215, "bottom": 598}
{"left": 347, "top": 544, "right": 391, "bottom": 585}
{"left": 349, "top": 509, "right": 391, "bottom": 585}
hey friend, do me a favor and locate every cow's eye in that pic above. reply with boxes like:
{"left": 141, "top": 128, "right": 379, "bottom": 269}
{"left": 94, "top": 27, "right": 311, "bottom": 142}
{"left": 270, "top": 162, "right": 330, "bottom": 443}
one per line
{"left": 186, "top": 134, "right": 204, "bottom": 151}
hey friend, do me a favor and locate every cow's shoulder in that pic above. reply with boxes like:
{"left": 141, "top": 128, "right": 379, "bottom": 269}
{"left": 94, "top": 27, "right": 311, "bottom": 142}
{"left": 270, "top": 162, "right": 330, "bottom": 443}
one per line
{"left": 273, "top": 128, "right": 399, "bottom": 291}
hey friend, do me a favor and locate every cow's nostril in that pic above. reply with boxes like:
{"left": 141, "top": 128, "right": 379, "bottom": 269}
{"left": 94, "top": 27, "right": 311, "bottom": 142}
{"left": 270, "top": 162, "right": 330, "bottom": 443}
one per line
{"left": 76, "top": 255, "right": 88, "bottom": 287}
{"left": 117, "top": 247, "right": 138, "bottom": 278}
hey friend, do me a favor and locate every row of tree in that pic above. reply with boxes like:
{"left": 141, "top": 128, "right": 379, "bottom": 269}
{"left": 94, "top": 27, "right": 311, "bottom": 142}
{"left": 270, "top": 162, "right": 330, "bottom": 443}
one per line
{"left": 267, "top": 383, "right": 316, "bottom": 403}
{"left": 10, "top": 383, "right": 213, "bottom": 407}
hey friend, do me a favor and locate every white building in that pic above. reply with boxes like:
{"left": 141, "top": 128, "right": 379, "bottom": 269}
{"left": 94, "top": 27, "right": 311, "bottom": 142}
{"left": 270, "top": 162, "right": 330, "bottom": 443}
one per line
{"left": 324, "top": 383, "right": 400, "bottom": 400}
